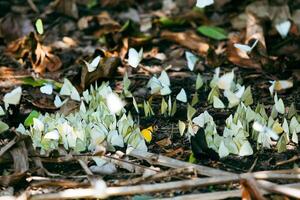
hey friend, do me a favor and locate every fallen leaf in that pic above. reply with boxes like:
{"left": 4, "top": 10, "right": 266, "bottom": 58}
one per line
{"left": 161, "top": 30, "right": 209, "bottom": 56}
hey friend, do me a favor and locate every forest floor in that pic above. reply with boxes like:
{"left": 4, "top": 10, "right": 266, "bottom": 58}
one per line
{"left": 0, "top": 0, "right": 300, "bottom": 199}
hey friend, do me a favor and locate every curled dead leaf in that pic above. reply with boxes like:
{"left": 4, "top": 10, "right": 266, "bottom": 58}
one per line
{"left": 161, "top": 30, "right": 209, "bottom": 56}
{"left": 32, "top": 43, "right": 62, "bottom": 73}
{"left": 80, "top": 55, "right": 120, "bottom": 90}
{"left": 6, "top": 33, "right": 62, "bottom": 74}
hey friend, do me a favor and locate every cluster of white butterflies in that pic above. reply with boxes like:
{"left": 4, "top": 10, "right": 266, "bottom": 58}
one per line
{"left": 16, "top": 82, "right": 147, "bottom": 154}
{"left": 207, "top": 68, "right": 253, "bottom": 109}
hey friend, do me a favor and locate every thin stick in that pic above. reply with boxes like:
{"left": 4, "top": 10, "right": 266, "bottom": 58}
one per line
{"left": 0, "top": 137, "right": 17, "bottom": 157}
{"left": 241, "top": 175, "right": 266, "bottom": 200}
{"left": 27, "top": 0, "right": 39, "bottom": 13}
{"left": 30, "top": 175, "right": 240, "bottom": 200}
{"left": 77, "top": 159, "right": 93, "bottom": 176}
{"left": 128, "top": 149, "right": 234, "bottom": 176}
{"left": 115, "top": 167, "right": 196, "bottom": 186}
{"left": 159, "top": 182, "right": 300, "bottom": 200}
{"left": 258, "top": 180, "right": 300, "bottom": 199}
{"left": 276, "top": 155, "right": 300, "bottom": 166}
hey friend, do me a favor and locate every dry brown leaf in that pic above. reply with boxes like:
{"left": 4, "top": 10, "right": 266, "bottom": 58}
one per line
{"left": 6, "top": 33, "right": 62, "bottom": 74}
{"left": 155, "top": 137, "right": 172, "bottom": 147}
{"left": 78, "top": 12, "right": 121, "bottom": 37}
{"left": 80, "top": 56, "right": 120, "bottom": 90}
{"left": 161, "top": 30, "right": 209, "bottom": 56}
{"left": 32, "top": 43, "right": 62, "bottom": 73}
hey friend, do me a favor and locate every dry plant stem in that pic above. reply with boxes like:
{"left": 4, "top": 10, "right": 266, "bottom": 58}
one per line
{"left": 128, "top": 149, "right": 234, "bottom": 176}
{"left": 30, "top": 175, "right": 241, "bottom": 200}
{"left": 116, "top": 167, "right": 196, "bottom": 186}
{"left": 159, "top": 182, "right": 300, "bottom": 200}
{"left": 27, "top": 0, "right": 39, "bottom": 13}
{"left": 158, "top": 190, "right": 242, "bottom": 200}
{"left": 241, "top": 175, "right": 267, "bottom": 200}
{"left": 77, "top": 159, "right": 93, "bottom": 176}
{"left": 0, "top": 137, "right": 17, "bottom": 157}
{"left": 258, "top": 180, "right": 300, "bottom": 199}
{"left": 276, "top": 155, "right": 300, "bottom": 166}
{"left": 248, "top": 156, "right": 258, "bottom": 172}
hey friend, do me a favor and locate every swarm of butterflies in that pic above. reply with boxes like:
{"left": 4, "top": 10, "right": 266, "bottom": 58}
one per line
{"left": 0, "top": 8, "right": 297, "bottom": 158}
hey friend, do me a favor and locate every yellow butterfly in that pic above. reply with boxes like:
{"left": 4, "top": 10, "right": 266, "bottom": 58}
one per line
{"left": 141, "top": 125, "right": 157, "bottom": 142}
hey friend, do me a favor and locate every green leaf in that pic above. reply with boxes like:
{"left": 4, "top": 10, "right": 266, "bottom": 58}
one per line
{"left": 159, "top": 17, "right": 185, "bottom": 27}
{"left": 35, "top": 19, "right": 44, "bottom": 35}
{"left": 24, "top": 110, "right": 40, "bottom": 127}
{"left": 188, "top": 153, "right": 197, "bottom": 163}
{"left": 20, "top": 77, "right": 62, "bottom": 89}
{"left": 197, "top": 25, "right": 227, "bottom": 40}
{"left": 0, "top": 120, "right": 9, "bottom": 134}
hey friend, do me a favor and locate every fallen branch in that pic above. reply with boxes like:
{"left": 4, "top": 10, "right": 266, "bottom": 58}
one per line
{"left": 30, "top": 175, "right": 240, "bottom": 200}
{"left": 258, "top": 180, "right": 300, "bottom": 199}
{"left": 128, "top": 149, "right": 234, "bottom": 176}
{"left": 115, "top": 167, "right": 196, "bottom": 186}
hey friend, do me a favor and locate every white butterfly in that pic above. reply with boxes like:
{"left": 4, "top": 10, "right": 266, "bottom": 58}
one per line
{"left": 275, "top": 20, "right": 291, "bottom": 38}
{"left": 238, "top": 141, "right": 253, "bottom": 156}
{"left": 147, "top": 71, "right": 171, "bottom": 95}
{"left": 84, "top": 55, "right": 101, "bottom": 72}
{"left": 269, "top": 80, "right": 293, "bottom": 96}
{"left": 217, "top": 70, "right": 234, "bottom": 90}
{"left": 253, "top": 121, "right": 279, "bottom": 148}
{"left": 44, "top": 130, "right": 59, "bottom": 140}
{"left": 60, "top": 79, "right": 80, "bottom": 101}
{"left": 224, "top": 85, "right": 245, "bottom": 108}
{"left": 40, "top": 83, "right": 53, "bottom": 95}
{"left": 213, "top": 96, "right": 225, "bottom": 108}
{"left": 0, "top": 106, "right": 5, "bottom": 116}
{"left": 234, "top": 39, "right": 258, "bottom": 53}
{"left": 196, "top": 0, "right": 214, "bottom": 8}
{"left": 106, "top": 92, "right": 125, "bottom": 114}
{"left": 218, "top": 140, "right": 229, "bottom": 158}
{"left": 185, "top": 51, "right": 199, "bottom": 71}
{"left": 176, "top": 88, "right": 187, "bottom": 103}
{"left": 274, "top": 93, "right": 285, "bottom": 114}
{"left": 3, "top": 87, "right": 22, "bottom": 109}
{"left": 128, "top": 48, "right": 143, "bottom": 68}
{"left": 54, "top": 95, "right": 68, "bottom": 108}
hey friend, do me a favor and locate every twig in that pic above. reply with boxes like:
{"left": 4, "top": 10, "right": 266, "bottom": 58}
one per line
{"left": 30, "top": 175, "right": 241, "bottom": 200}
{"left": 258, "top": 180, "right": 300, "bottom": 199}
{"left": 77, "top": 159, "right": 93, "bottom": 176}
{"left": 158, "top": 182, "right": 300, "bottom": 200}
{"left": 276, "top": 155, "right": 300, "bottom": 166}
{"left": 27, "top": 0, "right": 39, "bottom": 13}
{"left": 248, "top": 156, "right": 258, "bottom": 172}
{"left": 115, "top": 167, "right": 196, "bottom": 186}
{"left": 128, "top": 149, "right": 234, "bottom": 176}
{"left": 158, "top": 189, "right": 242, "bottom": 200}
{"left": 0, "top": 137, "right": 17, "bottom": 157}
{"left": 241, "top": 174, "right": 266, "bottom": 200}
